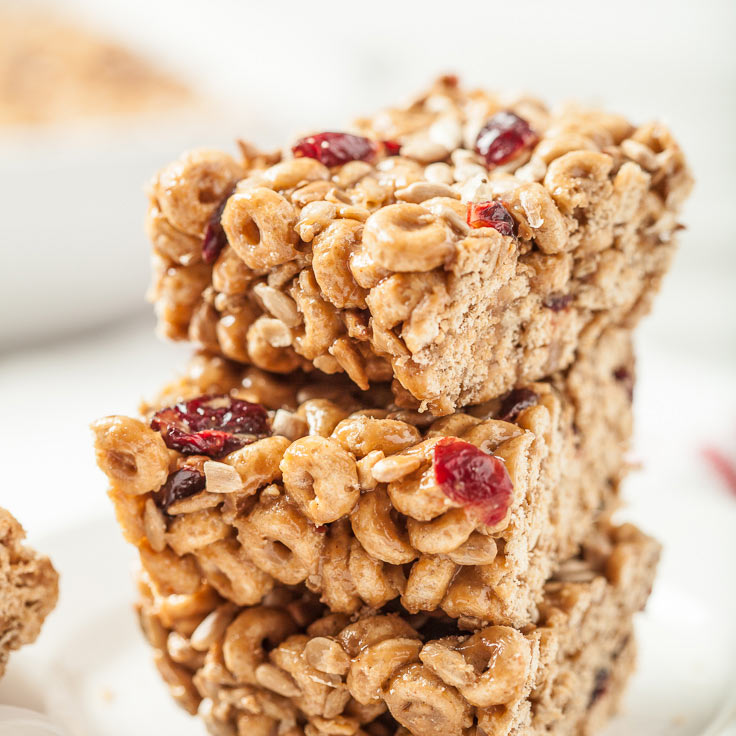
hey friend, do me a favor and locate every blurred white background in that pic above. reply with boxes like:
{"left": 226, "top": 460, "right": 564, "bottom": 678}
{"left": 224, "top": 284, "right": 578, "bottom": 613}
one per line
{"left": 0, "top": 1, "right": 735, "bottom": 734}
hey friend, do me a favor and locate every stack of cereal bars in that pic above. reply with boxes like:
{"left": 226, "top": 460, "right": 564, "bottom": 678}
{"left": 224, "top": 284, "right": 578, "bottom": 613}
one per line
{"left": 92, "top": 77, "right": 691, "bottom": 736}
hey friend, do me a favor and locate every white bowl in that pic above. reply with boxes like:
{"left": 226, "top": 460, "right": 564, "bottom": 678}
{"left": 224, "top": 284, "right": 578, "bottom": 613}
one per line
{"left": 0, "top": 113, "right": 244, "bottom": 349}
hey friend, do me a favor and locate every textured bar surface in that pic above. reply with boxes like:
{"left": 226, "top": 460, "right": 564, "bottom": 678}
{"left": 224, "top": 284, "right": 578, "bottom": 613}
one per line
{"left": 93, "top": 328, "right": 633, "bottom": 627}
{"left": 147, "top": 76, "right": 691, "bottom": 413}
{"left": 136, "top": 522, "right": 658, "bottom": 736}
{"left": 0, "top": 508, "right": 58, "bottom": 677}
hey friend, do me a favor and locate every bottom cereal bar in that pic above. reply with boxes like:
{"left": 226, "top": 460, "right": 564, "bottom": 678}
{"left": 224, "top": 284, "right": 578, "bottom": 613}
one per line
{"left": 0, "top": 508, "right": 59, "bottom": 677}
{"left": 136, "top": 522, "right": 658, "bottom": 736}
{"left": 93, "top": 328, "right": 634, "bottom": 628}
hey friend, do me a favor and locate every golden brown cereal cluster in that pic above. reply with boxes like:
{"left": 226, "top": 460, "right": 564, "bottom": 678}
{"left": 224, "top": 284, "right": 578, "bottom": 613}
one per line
{"left": 135, "top": 522, "right": 658, "bottom": 736}
{"left": 0, "top": 508, "right": 59, "bottom": 677}
{"left": 92, "top": 329, "right": 634, "bottom": 629}
{"left": 146, "top": 76, "right": 691, "bottom": 413}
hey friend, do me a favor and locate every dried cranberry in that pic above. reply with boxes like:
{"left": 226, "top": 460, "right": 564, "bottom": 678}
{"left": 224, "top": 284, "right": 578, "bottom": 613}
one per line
{"left": 543, "top": 293, "right": 573, "bottom": 311}
{"left": 382, "top": 140, "right": 402, "bottom": 156}
{"left": 466, "top": 200, "right": 516, "bottom": 236}
{"left": 151, "top": 394, "right": 270, "bottom": 457}
{"left": 292, "top": 132, "right": 377, "bottom": 167}
{"left": 613, "top": 366, "right": 634, "bottom": 401}
{"left": 588, "top": 668, "right": 610, "bottom": 706}
{"left": 701, "top": 446, "right": 736, "bottom": 497}
{"left": 154, "top": 467, "right": 206, "bottom": 513}
{"left": 201, "top": 187, "right": 235, "bottom": 265}
{"left": 433, "top": 438, "right": 513, "bottom": 526}
{"left": 498, "top": 388, "right": 539, "bottom": 423}
{"left": 475, "top": 112, "right": 538, "bottom": 168}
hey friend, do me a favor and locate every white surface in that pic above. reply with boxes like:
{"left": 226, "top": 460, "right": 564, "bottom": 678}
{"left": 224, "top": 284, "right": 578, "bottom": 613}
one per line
{"left": 0, "top": 706, "right": 65, "bottom": 736}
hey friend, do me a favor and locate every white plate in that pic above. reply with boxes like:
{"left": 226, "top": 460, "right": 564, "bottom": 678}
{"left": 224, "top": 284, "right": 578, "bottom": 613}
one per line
{"left": 0, "top": 505, "right": 734, "bottom": 736}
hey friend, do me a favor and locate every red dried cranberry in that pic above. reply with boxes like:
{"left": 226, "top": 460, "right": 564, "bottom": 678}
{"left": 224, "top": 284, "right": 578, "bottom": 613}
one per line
{"left": 154, "top": 468, "right": 206, "bottom": 513}
{"left": 433, "top": 438, "right": 513, "bottom": 526}
{"left": 475, "top": 112, "right": 538, "bottom": 168}
{"left": 466, "top": 200, "right": 516, "bottom": 236}
{"left": 701, "top": 447, "right": 736, "bottom": 497}
{"left": 382, "top": 140, "right": 402, "bottom": 156}
{"left": 588, "top": 668, "right": 610, "bottom": 706}
{"left": 201, "top": 186, "right": 235, "bottom": 265}
{"left": 292, "top": 132, "right": 377, "bottom": 167}
{"left": 543, "top": 293, "right": 573, "bottom": 311}
{"left": 498, "top": 388, "right": 539, "bottom": 423}
{"left": 613, "top": 366, "right": 634, "bottom": 401}
{"left": 151, "top": 394, "right": 270, "bottom": 457}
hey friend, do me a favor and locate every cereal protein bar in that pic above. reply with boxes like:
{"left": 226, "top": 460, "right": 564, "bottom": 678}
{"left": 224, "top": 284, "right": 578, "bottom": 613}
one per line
{"left": 135, "top": 522, "right": 659, "bottom": 736}
{"left": 147, "top": 76, "right": 691, "bottom": 413}
{"left": 93, "top": 328, "right": 633, "bottom": 628}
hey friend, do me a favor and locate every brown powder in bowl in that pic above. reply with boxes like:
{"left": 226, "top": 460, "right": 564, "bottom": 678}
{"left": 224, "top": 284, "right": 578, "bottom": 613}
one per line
{"left": 0, "top": 7, "right": 191, "bottom": 126}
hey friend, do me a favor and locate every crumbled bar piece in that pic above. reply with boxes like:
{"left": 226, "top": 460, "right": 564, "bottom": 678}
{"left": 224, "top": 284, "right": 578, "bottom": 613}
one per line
{"left": 150, "top": 393, "right": 271, "bottom": 457}
{"left": 93, "top": 328, "right": 634, "bottom": 627}
{"left": 0, "top": 509, "right": 59, "bottom": 677}
{"left": 146, "top": 76, "right": 691, "bottom": 413}
{"left": 135, "top": 522, "right": 659, "bottom": 736}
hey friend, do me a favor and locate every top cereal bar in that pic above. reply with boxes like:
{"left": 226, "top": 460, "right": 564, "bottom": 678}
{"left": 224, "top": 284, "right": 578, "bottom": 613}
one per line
{"left": 147, "top": 76, "right": 691, "bottom": 414}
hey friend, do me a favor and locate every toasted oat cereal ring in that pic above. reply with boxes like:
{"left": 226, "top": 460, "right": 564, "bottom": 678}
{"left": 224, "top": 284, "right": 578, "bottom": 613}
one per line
{"left": 223, "top": 605, "right": 297, "bottom": 683}
{"left": 222, "top": 187, "right": 299, "bottom": 269}
{"left": 280, "top": 436, "right": 360, "bottom": 524}
{"left": 362, "top": 203, "right": 454, "bottom": 272}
